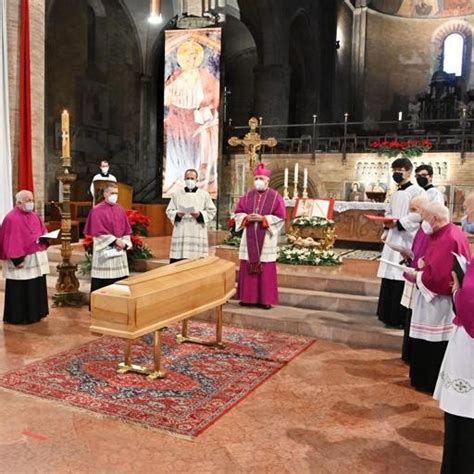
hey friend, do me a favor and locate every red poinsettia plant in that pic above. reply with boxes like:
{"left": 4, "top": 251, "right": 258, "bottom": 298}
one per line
{"left": 369, "top": 139, "right": 433, "bottom": 158}
{"left": 79, "top": 209, "right": 153, "bottom": 274}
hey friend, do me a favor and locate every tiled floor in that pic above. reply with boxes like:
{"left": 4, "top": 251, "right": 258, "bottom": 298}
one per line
{"left": 0, "top": 292, "right": 443, "bottom": 473}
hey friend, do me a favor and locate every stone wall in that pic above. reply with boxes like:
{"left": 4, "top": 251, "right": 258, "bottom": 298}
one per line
{"left": 7, "top": 0, "right": 45, "bottom": 210}
{"left": 220, "top": 151, "right": 474, "bottom": 225}
{"left": 364, "top": 10, "right": 474, "bottom": 120}
{"left": 45, "top": 0, "right": 142, "bottom": 202}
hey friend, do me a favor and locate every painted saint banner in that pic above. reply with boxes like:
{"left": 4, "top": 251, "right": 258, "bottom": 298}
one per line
{"left": 162, "top": 27, "right": 221, "bottom": 199}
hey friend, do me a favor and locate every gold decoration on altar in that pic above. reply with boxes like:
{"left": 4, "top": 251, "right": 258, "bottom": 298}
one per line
{"left": 228, "top": 117, "right": 277, "bottom": 172}
{"left": 288, "top": 224, "right": 337, "bottom": 250}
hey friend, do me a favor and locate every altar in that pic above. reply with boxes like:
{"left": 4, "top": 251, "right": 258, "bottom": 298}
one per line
{"left": 285, "top": 200, "right": 386, "bottom": 245}
{"left": 332, "top": 201, "right": 386, "bottom": 244}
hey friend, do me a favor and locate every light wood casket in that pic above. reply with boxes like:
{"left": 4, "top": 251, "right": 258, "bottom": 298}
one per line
{"left": 90, "top": 257, "right": 236, "bottom": 339}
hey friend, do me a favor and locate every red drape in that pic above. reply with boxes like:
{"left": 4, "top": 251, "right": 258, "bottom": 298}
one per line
{"left": 18, "top": 0, "right": 33, "bottom": 191}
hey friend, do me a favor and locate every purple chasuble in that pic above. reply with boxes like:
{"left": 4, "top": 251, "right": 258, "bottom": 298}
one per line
{"left": 0, "top": 207, "right": 48, "bottom": 259}
{"left": 421, "top": 223, "right": 471, "bottom": 295}
{"left": 84, "top": 201, "right": 132, "bottom": 237}
{"left": 235, "top": 187, "right": 286, "bottom": 273}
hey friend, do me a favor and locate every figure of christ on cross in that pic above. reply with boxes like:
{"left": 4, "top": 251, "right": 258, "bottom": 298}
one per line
{"left": 228, "top": 117, "right": 278, "bottom": 173}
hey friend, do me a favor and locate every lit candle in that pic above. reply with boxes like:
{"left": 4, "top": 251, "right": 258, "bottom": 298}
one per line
{"left": 303, "top": 168, "right": 308, "bottom": 189}
{"left": 284, "top": 168, "right": 288, "bottom": 188}
{"left": 61, "top": 109, "right": 70, "bottom": 158}
{"left": 398, "top": 111, "right": 403, "bottom": 121}
{"left": 294, "top": 163, "right": 299, "bottom": 184}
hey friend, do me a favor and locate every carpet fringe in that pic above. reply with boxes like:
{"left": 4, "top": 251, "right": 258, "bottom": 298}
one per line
{"left": 0, "top": 385, "right": 195, "bottom": 442}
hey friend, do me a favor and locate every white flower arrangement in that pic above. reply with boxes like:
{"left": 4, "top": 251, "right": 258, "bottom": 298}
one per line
{"left": 277, "top": 246, "right": 342, "bottom": 266}
{"left": 291, "top": 216, "right": 335, "bottom": 228}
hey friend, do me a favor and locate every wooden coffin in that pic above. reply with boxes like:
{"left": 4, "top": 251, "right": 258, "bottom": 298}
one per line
{"left": 90, "top": 257, "right": 236, "bottom": 339}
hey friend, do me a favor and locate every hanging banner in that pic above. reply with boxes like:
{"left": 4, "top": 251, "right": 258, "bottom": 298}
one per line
{"left": 162, "top": 27, "right": 221, "bottom": 199}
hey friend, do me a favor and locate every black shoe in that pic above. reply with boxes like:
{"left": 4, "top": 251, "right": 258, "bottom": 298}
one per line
{"left": 259, "top": 304, "right": 272, "bottom": 310}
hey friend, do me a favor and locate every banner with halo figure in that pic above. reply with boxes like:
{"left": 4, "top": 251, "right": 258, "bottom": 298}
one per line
{"left": 162, "top": 28, "right": 221, "bottom": 199}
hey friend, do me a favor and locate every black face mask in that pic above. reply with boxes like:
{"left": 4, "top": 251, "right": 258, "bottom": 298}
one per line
{"left": 416, "top": 176, "right": 429, "bottom": 188}
{"left": 392, "top": 172, "right": 404, "bottom": 184}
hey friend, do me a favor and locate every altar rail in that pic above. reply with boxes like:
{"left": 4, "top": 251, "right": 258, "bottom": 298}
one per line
{"left": 225, "top": 117, "right": 474, "bottom": 160}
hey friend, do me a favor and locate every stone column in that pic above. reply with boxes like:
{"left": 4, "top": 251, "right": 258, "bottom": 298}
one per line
{"left": 7, "top": 0, "right": 45, "bottom": 211}
{"left": 253, "top": 64, "right": 291, "bottom": 136}
{"left": 351, "top": 1, "right": 367, "bottom": 121}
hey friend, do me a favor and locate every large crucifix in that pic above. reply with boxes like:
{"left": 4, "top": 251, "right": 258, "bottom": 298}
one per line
{"left": 228, "top": 117, "right": 278, "bottom": 172}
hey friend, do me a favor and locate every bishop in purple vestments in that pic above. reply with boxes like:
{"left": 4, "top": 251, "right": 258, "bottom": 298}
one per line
{"left": 234, "top": 163, "right": 286, "bottom": 309}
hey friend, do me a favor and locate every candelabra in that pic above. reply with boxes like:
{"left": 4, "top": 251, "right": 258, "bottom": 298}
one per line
{"left": 53, "top": 115, "right": 85, "bottom": 307}
{"left": 292, "top": 182, "right": 299, "bottom": 200}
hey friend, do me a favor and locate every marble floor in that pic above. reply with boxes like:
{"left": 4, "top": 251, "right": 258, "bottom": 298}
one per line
{"left": 0, "top": 292, "right": 443, "bottom": 474}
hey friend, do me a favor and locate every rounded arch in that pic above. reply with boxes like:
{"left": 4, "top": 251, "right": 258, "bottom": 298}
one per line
{"left": 431, "top": 20, "right": 472, "bottom": 83}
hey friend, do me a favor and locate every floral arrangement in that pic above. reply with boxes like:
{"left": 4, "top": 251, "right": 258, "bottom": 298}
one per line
{"left": 79, "top": 209, "right": 153, "bottom": 275}
{"left": 277, "top": 246, "right": 342, "bottom": 266}
{"left": 222, "top": 216, "right": 243, "bottom": 247}
{"left": 369, "top": 139, "right": 433, "bottom": 158}
{"left": 290, "top": 216, "right": 335, "bottom": 228}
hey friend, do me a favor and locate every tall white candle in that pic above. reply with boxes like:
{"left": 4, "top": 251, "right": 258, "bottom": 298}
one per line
{"left": 303, "top": 168, "right": 308, "bottom": 189}
{"left": 294, "top": 163, "right": 299, "bottom": 184}
{"left": 284, "top": 168, "right": 288, "bottom": 188}
{"left": 398, "top": 111, "right": 403, "bottom": 121}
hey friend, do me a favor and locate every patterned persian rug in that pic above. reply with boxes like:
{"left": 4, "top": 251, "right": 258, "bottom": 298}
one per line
{"left": 0, "top": 323, "right": 313, "bottom": 438}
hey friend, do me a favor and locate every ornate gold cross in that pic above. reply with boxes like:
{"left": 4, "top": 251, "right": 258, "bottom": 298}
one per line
{"left": 228, "top": 117, "right": 277, "bottom": 171}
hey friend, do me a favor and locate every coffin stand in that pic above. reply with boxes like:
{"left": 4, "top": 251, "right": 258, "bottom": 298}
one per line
{"left": 90, "top": 257, "right": 236, "bottom": 379}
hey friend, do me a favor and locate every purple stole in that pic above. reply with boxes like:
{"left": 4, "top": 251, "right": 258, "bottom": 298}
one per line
{"left": 236, "top": 188, "right": 281, "bottom": 274}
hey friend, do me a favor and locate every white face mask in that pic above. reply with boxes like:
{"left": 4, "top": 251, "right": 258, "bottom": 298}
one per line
{"left": 254, "top": 179, "right": 266, "bottom": 191}
{"left": 407, "top": 212, "right": 422, "bottom": 224}
{"left": 23, "top": 202, "right": 34, "bottom": 212}
{"left": 421, "top": 220, "right": 433, "bottom": 235}
{"left": 185, "top": 179, "right": 196, "bottom": 190}
{"left": 106, "top": 194, "right": 118, "bottom": 204}
{"left": 100, "top": 167, "right": 109, "bottom": 174}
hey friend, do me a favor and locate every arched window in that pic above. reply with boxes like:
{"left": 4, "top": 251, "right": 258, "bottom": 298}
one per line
{"left": 443, "top": 33, "right": 464, "bottom": 76}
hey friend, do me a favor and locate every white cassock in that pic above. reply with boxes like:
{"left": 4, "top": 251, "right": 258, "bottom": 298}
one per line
{"left": 377, "top": 183, "right": 425, "bottom": 281}
{"left": 166, "top": 188, "right": 216, "bottom": 260}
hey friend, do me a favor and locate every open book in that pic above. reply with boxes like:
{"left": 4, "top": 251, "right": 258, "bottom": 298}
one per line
{"left": 452, "top": 252, "right": 468, "bottom": 287}
{"left": 39, "top": 229, "right": 60, "bottom": 240}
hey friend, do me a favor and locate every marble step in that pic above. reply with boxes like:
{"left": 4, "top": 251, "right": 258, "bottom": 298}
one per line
{"left": 197, "top": 301, "right": 401, "bottom": 351}
{"left": 277, "top": 287, "right": 378, "bottom": 316}
{"left": 271, "top": 268, "right": 380, "bottom": 297}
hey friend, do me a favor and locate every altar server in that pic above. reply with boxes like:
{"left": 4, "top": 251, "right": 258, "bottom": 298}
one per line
{"left": 434, "top": 260, "right": 474, "bottom": 473}
{"left": 89, "top": 159, "right": 117, "bottom": 204}
{"left": 414, "top": 164, "right": 445, "bottom": 204}
{"left": 166, "top": 169, "right": 216, "bottom": 263}
{"left": 234, "top": 163, "right": 286, "bottom": 309}
{"left": 0, "top": 190, "right": 49, "bottom": 324}
{"left": 84, "top": 183, "right": 132, "bottom": 296}
{"left": 377, "top": 157, "right": 425, "bottom": 328}
{"left": 404, "top": 203, "right": 470, "bottom": 393}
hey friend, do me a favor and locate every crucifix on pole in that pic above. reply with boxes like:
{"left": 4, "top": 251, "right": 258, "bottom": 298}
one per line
{"left": 228, "top": 117, "right": 277, "bottom": 176}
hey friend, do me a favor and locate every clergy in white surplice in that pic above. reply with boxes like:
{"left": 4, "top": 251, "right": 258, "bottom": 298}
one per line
{"left": 166, "top": 169, "right": 216, "bottom": 263}
{"left": 403, "top": 202, "right": 470, "bottom": 394}
{"left": 0, "top": 190, "right": 50, "bottom": 324}
{"left": 84, "top": 183, "right": 132, "bottom": 300}
{"left": 377, "top": 157, "right": 425, "bottom": 328}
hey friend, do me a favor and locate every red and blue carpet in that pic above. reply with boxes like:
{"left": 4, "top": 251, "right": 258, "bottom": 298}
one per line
{"left": 0, "top": 323, "right": 313, "bottom": 438}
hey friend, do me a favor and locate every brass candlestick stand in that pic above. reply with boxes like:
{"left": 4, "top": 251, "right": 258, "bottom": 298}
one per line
{"left": 52, "top": 157, "right": 85, "bottom": 307}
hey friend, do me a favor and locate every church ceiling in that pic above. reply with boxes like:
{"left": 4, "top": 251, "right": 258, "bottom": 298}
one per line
{"left": 368, "top": 0, "right": 474, "bottom": 18}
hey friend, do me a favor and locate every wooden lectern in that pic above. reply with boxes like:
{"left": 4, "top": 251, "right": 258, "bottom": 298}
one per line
{"left": 93, "top": 180, "right": 133, "bottom": 209}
